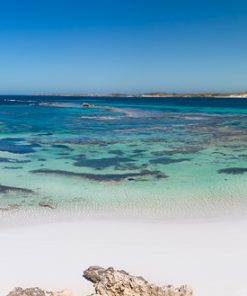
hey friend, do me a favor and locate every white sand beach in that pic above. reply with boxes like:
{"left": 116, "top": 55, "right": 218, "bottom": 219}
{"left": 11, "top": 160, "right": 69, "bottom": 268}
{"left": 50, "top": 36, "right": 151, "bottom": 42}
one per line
{"left": 1, "top": 217, "right": 247, "bottom": 296}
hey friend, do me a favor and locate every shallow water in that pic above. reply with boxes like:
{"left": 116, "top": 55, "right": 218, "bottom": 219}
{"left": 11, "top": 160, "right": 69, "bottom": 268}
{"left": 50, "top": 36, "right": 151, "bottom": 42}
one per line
{"left": 0, "top": 95, "right": 247, "bottom": 219}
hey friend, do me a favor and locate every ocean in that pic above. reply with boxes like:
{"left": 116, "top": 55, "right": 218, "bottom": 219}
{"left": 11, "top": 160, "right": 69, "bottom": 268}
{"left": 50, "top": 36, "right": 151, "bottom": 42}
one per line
{"left": 0, "top": 95, "right": 247, "bottom": 219}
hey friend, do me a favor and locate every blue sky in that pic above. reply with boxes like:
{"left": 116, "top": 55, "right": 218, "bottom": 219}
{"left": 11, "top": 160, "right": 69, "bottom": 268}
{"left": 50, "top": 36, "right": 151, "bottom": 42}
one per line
{"left": 0, "top": 0, "right": 246, "bottom": 94}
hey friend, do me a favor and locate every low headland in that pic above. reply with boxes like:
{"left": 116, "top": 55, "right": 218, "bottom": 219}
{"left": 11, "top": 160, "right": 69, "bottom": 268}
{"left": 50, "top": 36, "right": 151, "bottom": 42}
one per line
{"left": 32, "top": 91, "right": 247, "bottom": 98}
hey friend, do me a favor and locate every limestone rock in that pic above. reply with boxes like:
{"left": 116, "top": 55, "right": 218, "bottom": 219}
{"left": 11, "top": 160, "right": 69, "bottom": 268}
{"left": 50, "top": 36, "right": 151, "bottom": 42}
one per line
{"left": 38, "top": 199, "right": 57, "bottom": 209}
{"left": 83, "top": 266, "right": 193, "bottom": 296}
{"left": 6, "top": 287, "right": 46, "bottom": 296}
{"left": 6, "top": 266, "right": 192, "bottom": 296}
{"left": 6, "top": 288, "right": 72, "bottom": 296}
{"left": 49, "top": 289, "right": 72, "bottom": 296}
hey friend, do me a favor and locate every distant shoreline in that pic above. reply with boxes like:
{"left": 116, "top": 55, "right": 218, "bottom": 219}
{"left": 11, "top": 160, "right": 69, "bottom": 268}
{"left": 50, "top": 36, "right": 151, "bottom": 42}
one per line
{"left": 28, "top": 92, "right": 247, "bottom": 98}
{"left": 1, "top": 92, "right": 247, "bottom": 98}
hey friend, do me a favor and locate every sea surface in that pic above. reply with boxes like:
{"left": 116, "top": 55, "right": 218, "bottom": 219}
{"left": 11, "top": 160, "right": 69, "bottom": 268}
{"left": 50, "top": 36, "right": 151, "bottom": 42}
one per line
{"left": 0, "top": 96, "right": 247, "bottom": 219}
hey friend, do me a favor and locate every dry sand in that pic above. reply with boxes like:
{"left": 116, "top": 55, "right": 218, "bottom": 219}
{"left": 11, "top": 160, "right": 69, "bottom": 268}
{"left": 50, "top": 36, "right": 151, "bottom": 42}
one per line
{"left": 0, "top": 218, "right": 247, "bottom": 296}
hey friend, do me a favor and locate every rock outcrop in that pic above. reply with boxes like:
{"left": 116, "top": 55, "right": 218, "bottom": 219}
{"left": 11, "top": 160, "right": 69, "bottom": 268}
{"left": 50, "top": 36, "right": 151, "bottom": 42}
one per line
{"left": 6, "top": 287, "right": 72, "bottom": 296}
{"left": 6, "top": 266, "right": 192, "bottom": 296}
{"left": 6, "top": 288, "right": 46, "bottom": 296}
{"left": 38, "top": 199, "right": 57, "bottom": 209}
{"left": 83, "top": 266, "right": 193, "bottom": 296}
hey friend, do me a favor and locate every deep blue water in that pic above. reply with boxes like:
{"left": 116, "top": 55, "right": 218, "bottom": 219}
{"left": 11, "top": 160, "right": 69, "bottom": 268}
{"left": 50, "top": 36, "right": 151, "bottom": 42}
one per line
{"left": 2, "top": 95, "right": 247, "bottom": 109}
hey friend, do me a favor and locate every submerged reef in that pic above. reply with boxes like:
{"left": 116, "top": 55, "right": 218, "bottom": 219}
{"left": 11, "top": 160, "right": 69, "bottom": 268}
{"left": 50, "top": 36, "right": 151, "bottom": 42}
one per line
{"left": 0, "top": 157, "right": 15, "bottom": 163}
{"left": 52, "top": 144, "right": 73, "bottom": 151}
{"left": 0, "top": 138, "right": 40, "bottom": 154}
{"left": 152, "top": 146, "right": 203, "bottom": 156}
{"left": 0, "top": 184, "right": 33, "bottom": 194}
{"left": 31, "top": 168, "right": 167, "bottom": 182}
{"left": 0, "top": 157, "right": 31, "bottom": 164}
{"left": 150, "top": 157, "right": 190, "bottom": 165}
{"left": 218, "top": 167, "right": 247, "bottom": 175}
{"left": 73, "top": 156, "right": 135, "bottom": 169}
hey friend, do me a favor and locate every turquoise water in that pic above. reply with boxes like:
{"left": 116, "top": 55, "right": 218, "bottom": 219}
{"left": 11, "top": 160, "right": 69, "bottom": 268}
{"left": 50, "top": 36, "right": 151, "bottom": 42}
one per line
{"left": 0, "top": 96, "right": 247, "bottom": 219}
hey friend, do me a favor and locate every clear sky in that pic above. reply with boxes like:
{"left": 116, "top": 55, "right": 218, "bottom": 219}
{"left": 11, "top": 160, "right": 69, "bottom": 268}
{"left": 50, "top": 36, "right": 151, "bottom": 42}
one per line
{"left": 0, "top": 0, "right": 246, "bottom": 94}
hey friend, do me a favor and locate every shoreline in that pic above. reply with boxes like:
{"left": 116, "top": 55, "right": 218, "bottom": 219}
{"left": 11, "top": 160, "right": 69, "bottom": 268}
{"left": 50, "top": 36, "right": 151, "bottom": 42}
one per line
{"left": 2, "top": 198, "right": 247, "bottom": 230}
{"left": 1, "top": 93, "right": 247, "bottom": 98}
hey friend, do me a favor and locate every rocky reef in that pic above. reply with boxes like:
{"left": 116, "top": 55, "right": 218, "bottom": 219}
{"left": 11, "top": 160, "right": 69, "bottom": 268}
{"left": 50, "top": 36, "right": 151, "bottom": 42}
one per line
{"left": 6, "top": 266, "right": 192, "bottom": 296}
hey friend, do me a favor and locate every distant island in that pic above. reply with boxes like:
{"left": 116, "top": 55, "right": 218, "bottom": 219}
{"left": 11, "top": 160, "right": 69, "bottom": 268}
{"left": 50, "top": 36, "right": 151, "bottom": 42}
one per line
{"left": 33, "top": 91, "right": 247, "bottom": 98}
